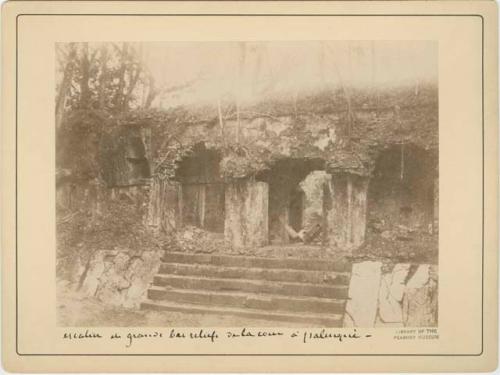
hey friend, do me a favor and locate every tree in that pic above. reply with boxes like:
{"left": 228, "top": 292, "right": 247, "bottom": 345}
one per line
{"left": 56, "top": 42, "right": 155, "bottom": 121}
{"left": 55, "top": 42, "right": 159, "bottom": 180}
{"left": 55, "top": 43, "right": 77, "bottom": 130}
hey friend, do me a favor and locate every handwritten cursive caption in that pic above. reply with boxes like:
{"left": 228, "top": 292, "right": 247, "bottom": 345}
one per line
{"left": 63, "top": 328, "right": 372, "bottom": 348}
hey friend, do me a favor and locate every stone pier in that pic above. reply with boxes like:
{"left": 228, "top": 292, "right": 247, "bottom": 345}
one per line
{"left": 147, "top": 178, "right": 182, "bottom": 233}
{"left": 224, "top": 181, "right": 269, "bottom": 248}
{"left": 327, "top": 173, "right": 369, "bottom": 250}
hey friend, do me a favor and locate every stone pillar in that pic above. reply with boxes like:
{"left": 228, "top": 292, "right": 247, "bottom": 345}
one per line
{"left": 344, "top": 261, "right": 382, "bottom": 327}
{"left": 162, "top": 181, "right": 182, "bottom": 232}
{"left": 147, "top": 177, "right": 182, "bottom": 233}
{"left": 327, "top": 173, "right": 369, "bottom": 250}
{"left": 225, "top": 181, "right": 269, "bottom": 248}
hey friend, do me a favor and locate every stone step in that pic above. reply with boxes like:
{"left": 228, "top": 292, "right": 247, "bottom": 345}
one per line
{"left": 141, "top": 300, "right": 344, "bottom": 326}
{"left": 158, "top": 263, "right": 351, "bottom": 285}
{"left": 153, "top": 275, "right": 349, "bottom": 299}
{"left": 162, "top": 252, "right": 352, "bottom": 272}
{"left": 249, "top": 245, "right": 347, "bottom": 259}
{"left": 147, "top": 286, "right": 346, "bottom": 314}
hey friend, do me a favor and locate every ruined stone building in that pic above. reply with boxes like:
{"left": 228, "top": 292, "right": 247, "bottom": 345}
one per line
{"left": 137, "top": 85, "right": 438, "bottom": 253}
{"left": 76, "top": 84, "right": 439, "bottom": 327}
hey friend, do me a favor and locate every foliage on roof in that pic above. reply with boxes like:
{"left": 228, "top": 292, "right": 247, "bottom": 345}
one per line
{"left": 113, "top": 83, "right": 438, "bottom": 180}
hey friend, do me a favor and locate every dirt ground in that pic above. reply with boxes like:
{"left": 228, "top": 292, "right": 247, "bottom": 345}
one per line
{"left": 57, "top": 287, "right": 305, "bottom": 328}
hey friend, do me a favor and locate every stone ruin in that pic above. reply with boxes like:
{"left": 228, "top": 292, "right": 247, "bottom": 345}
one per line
{"left": 141, "top": 86, "right": 439, "bottom": 254}
{"left": 66, "top": 85, "right": 439, "bottom": 327}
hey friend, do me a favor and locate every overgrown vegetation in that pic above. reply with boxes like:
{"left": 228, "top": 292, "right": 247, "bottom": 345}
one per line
{"left": 56, "top": 42, "right": 439, "bottom": 286}
{"left": 56, "top": 42, "right": 164, "bottom": 283}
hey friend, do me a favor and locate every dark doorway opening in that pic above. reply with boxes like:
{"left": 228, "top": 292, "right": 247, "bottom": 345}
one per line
{"left": 175, "top": 143, "right": 225, "bottom": 233}
{"left": 368, "top": 144, "right": 437, "bottom": 233}
{"left": 259, "top": 158, "right": 326, "bottom": 245}
{"left": 288, "top": 187, "right": 305, "bottom": 232}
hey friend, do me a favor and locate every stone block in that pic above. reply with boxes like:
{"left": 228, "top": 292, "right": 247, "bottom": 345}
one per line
{"left": 378, "top": 264, "right": 410, "bottom": 324}
{"left": 327, "top": 174, "right": 369, "bottom": 250}
{"left": 403, "top": 264, "right": 438, "bottom": 327}
{"left": 344, "top": 261, "right": 382, "bottom": 327}
{"left": 79, "top": 249, "right": 163, "bottom": 308}
{"left": 225, "top": 181, "right": 269, "bottom": 248}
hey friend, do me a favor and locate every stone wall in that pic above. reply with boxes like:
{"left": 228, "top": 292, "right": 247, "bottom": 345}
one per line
{"left": 344, "top": 261, "right": 438, "bottom": 327}
{"left": 77, "top": 249, "right": 164, "bottom": 308}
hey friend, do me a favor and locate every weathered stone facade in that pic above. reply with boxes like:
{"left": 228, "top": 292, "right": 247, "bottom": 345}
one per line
{"left": 344, "top": 261, "right": 438, "bottom": 327}
{"left": 105, "top": 85, "right": 439, "bottom": 253}
{"left": 144, "top": 87, "right": 437, "bottom": 252}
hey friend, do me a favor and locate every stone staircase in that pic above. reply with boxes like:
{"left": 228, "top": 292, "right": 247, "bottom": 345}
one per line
{"left": 141, "top": 251, "right": 352, "bottom": 326}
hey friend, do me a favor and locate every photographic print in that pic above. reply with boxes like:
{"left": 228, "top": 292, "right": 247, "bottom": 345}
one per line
{"left": 55, "top": 41, "right": 439, "bottom": 328}
{"left": 3, "top": 2, "right": 497, "bottom": 371}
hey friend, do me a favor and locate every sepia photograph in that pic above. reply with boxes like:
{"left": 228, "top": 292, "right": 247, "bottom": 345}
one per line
{"left": 3, "top": 1, "right": 498, "bottom": 370}
{"left": 55, "top": 40, "right": 438, "bottom": 328}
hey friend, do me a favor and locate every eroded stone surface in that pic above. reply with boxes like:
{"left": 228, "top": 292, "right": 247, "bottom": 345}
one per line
{"left": 405, "top": 264, "right": 430, "bottom": 289}
{"left": 377, "top": 264, "right": 410, "bottom": 324}
{"left": 225, "top": 181, "right": 269, "bottom": 248}
{"left": 344, "top": 261, "right": 382, "bottom": 327}
{"left": 79, "top": 249, "right": 164, "bottom": 308}
{"left": 402, "top": 264, "right": 438, "bottom": 327}
{"left": 347, "top": 262, "right": 438, "bottom": 328}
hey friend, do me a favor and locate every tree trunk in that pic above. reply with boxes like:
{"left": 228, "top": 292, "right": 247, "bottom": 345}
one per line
{"left": 114, "top": 42, "right": 129, "bottom": 110}
{"left": 122, "top": 65, "right": 141, "bottom": 110}
{"left": 144, "top": 74, "right": 157, "bottom": 109}
{"left": 98, "top": 45, "right": 109, "bottom": 108}
{"left": 55, "top": 44, "right": 76, "bottom": 130}
{"left": 80, "top": 43, "right": 91, "bottom": 108}
{"left": 236, "top": 42, "right": 246, "bottom": 143}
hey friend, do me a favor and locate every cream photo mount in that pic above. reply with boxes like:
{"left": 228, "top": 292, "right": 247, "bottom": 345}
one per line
{"left": 1, "top": 1, "right": 498, "bottom": 372}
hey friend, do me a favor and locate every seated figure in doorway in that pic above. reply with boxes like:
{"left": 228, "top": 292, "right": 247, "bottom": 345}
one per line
{"left": 283, "top": 212, "right": 323, "bottom": 244}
